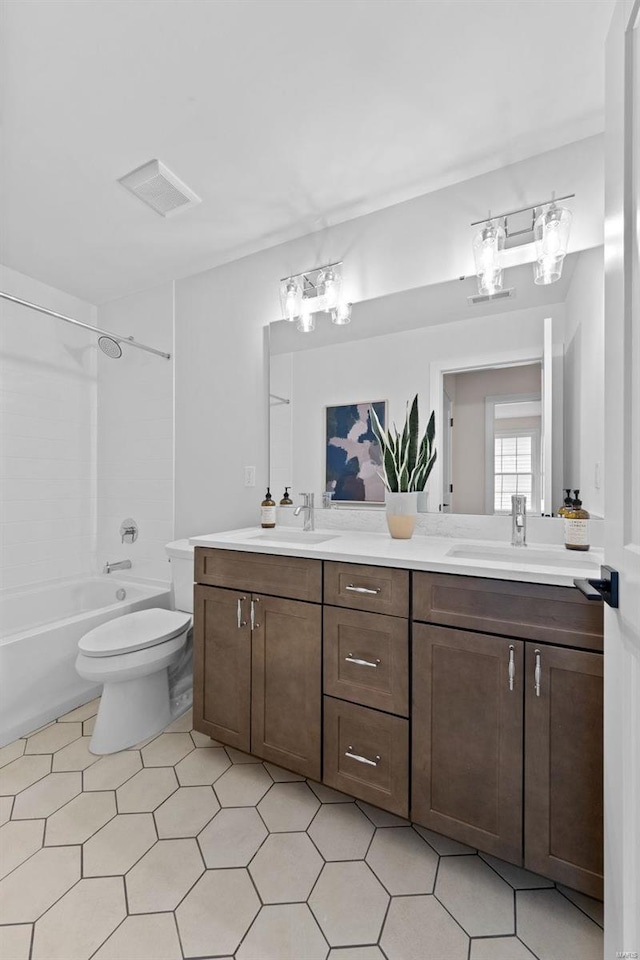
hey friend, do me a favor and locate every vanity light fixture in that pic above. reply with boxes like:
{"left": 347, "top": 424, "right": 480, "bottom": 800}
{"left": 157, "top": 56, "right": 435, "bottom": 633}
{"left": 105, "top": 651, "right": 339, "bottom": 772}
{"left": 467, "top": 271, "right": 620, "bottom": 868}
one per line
{"left": 471, "top": 193, "right": 574, "bottom": 291}
{"left": 279, "top": 261, "right": 351, "bottom": 333}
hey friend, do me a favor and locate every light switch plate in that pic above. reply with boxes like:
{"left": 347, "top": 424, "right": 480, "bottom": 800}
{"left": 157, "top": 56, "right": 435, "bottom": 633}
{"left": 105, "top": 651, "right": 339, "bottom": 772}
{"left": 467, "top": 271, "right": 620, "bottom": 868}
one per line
{"left": 244, "top": 466, "right": 256, "bottom": 487}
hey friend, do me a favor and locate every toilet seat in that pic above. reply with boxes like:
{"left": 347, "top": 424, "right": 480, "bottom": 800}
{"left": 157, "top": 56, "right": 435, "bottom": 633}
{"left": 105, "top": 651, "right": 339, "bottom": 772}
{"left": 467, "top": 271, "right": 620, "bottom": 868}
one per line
{"left": 78, "top": 608, "right": 192, "bottom": 658}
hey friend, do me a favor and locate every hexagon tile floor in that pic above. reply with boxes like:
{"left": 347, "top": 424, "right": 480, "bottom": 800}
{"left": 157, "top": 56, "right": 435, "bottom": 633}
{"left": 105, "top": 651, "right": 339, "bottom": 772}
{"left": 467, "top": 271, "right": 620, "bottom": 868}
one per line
{"left": 0, "top": 699, "right": 604, "bottom": 960}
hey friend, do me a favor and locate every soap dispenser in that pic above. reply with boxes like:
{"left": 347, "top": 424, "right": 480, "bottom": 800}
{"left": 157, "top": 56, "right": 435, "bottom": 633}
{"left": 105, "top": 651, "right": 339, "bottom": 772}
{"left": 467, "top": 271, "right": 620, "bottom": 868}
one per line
{"left": 280, "top": 487, "right": 293, "bottom": 506}
{"left": 564, "top": 490, "right": 590, "bottom": 551}
{"left": 261, "top": 488, "right": 276, "bottom": 529}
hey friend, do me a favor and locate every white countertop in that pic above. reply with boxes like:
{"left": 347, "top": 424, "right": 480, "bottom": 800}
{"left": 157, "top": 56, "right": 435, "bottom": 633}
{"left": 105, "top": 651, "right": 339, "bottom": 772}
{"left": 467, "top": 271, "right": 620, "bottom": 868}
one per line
{"left": 189, "top": 526, "right": 603, "bottom": 588}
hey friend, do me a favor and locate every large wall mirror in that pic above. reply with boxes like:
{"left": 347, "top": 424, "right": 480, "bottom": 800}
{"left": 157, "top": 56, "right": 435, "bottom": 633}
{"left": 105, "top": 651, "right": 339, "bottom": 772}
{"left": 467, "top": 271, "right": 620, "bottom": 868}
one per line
{"left": 269, "top": 246, "right": 604, "bottom": 519}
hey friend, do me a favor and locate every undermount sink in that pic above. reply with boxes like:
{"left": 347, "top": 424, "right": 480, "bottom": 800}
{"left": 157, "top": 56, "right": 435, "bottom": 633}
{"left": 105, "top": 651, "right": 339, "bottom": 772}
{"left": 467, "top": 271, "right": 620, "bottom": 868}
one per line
{"left": 446, "top": 543, "right": 598, "bottom": 569}
{"left": 248, "top": 530, "right": 338, "bottom": 545}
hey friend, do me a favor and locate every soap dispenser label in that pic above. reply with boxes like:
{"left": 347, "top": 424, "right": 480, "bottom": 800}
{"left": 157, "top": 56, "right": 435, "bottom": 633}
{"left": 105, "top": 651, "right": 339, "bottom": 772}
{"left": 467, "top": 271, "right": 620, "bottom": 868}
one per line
{"left": 564, "top": 518, "right": 589, "bottom": 546}
{"left": 261, "top": 505, "right": 276, "bottom": 525}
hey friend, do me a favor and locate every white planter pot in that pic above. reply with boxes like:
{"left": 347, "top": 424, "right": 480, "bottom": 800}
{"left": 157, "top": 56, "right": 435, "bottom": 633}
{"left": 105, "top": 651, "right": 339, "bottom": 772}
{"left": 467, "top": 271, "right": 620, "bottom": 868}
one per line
{"left": 385, "top": 491, "right": 419, "bottom": 540}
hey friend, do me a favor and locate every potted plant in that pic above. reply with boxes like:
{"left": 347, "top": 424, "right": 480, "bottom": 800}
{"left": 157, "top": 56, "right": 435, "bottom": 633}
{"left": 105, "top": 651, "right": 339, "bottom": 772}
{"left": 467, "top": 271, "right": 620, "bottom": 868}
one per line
{"left": 371, "top": 395, "right": 437, "bottom": 539}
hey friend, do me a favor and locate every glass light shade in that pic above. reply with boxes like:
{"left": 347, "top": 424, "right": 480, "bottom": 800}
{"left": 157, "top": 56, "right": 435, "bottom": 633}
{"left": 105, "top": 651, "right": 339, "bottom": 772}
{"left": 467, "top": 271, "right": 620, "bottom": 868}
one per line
{"left": 318, "top": 268, "right": 341, "bottom": 311}
{"left": 297, "top": 300, "right": 315, "bottom": 333}
{"left": 331, "top": 301, "right": 352, "bottom": 325}
{"left": 281, "top": 278, "right": 302, "bottom": 321}
{"left": 533, "top": 205, "right": 571, "bottom": 285}
{"left": 473, "top": 220, "right": 505, "bottom": 295}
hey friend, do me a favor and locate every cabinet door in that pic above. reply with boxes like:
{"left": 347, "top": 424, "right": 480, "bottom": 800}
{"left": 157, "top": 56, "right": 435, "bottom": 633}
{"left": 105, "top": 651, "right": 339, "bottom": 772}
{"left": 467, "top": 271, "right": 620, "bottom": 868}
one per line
{"left": 251, "top": 595, "right": 321, "bottom": 779}
{"left": 524, "top": 643, "right": 603, "bottom": 899}
{"left": 193, "top": 585, "right": 251, "bottom": 751}
{"left": 412, "top": 623, "right": 524, "bottom": 863}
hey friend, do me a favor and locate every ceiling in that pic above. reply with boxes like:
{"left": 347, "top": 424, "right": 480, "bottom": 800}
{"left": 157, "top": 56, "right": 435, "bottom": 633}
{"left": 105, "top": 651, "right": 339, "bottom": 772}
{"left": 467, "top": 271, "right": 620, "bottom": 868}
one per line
{"left": 0, "top": 0, "right": 614, "bottom": 304}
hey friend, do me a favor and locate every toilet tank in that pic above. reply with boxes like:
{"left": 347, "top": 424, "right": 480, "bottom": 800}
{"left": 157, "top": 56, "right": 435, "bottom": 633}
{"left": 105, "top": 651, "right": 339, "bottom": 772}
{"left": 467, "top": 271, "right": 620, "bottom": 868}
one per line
{"left": 165, "top": 539, "right": 195, "bottom": 613}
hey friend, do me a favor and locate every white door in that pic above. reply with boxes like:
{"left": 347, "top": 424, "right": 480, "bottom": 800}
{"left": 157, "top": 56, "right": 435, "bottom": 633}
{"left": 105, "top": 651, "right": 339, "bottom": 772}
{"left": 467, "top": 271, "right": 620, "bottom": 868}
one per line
{"left": 604, "top": 1, "right": 640, "bottom": 956}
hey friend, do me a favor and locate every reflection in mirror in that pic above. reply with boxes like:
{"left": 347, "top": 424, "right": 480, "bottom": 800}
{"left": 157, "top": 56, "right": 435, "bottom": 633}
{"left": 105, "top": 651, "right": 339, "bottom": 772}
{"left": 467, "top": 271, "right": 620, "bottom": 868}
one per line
{"left": 269, "top": 247, "right": 604, "bottom": 519}
{"left": 442, "top": 364, "right": 542, "bottom": 515}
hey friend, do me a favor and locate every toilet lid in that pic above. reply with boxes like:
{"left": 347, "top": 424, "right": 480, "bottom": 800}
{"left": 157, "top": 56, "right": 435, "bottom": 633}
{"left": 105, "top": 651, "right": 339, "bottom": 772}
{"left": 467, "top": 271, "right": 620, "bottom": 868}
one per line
{"left": 79, "top": 608, "right": 192, "bottom": 657}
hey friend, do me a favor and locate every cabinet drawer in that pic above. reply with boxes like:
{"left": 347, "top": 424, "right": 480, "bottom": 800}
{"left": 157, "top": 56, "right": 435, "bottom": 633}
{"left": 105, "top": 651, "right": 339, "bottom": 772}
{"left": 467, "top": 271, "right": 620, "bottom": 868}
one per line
{"left": 323, "top": 607, "right": 408, "bottom": 716}
{"left": 195, "top": 548, "right": 322, "bottom": 603}
{"left": 324, "top": 562, "right": 409, "bottom": 618}
{"left": 413, "top": 572, "right": 603, "bottom": 650}
{"left": 323, "top": 696, "right": 408, "bottom": 817}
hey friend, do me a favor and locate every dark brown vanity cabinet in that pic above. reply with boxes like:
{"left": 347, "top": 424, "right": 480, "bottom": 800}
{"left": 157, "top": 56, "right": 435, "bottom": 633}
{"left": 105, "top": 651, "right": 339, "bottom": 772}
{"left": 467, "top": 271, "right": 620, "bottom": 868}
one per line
{"left": 193, "top": 548, "right": 604, "bottom": 897}
{"left": 193, "top": 549, "right": 322, "bottom": 779}
{"left": 412, "top": 571, "right": 604, "bottom": 898}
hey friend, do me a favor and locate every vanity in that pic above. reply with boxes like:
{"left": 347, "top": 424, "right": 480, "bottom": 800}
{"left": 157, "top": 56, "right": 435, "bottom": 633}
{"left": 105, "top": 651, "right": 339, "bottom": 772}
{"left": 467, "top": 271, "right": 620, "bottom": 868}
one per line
{"left": 191, "top": 528, "right": 604, "bottom": 900}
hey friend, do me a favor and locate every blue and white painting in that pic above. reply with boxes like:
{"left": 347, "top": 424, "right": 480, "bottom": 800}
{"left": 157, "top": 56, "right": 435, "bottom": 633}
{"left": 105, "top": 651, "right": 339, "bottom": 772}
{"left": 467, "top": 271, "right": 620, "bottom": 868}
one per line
{"left": 325, "top": 401, "right": 386, "bottom": 503}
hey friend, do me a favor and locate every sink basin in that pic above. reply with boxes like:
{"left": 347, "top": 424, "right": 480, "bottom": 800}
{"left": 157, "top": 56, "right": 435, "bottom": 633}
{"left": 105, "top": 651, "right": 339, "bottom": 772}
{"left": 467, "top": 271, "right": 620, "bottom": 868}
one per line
{"left": 248, "top": 530, "right": 338, "bottom": 545}
{"left": 446, "top": 544, "right": 598, "bottom": 569}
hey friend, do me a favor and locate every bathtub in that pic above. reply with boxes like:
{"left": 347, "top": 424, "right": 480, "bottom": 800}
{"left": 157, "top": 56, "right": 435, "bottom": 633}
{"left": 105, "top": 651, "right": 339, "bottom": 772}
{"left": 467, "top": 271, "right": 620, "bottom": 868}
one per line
{"left": 0, "top": 576, "right": 171, "bottom": 746}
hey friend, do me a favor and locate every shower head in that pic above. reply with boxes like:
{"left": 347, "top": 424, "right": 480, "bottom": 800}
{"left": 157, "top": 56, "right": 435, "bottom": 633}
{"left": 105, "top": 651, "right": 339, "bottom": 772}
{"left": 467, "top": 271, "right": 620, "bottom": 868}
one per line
{"left": 98, "top": 336, "right": 123, "bottom": 359}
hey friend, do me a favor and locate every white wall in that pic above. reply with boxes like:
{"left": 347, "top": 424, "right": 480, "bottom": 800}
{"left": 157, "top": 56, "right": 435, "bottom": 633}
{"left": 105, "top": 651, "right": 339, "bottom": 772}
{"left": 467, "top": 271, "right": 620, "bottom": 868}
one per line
{"left": 0, "top": 265, "right": 97, "bottom": 589}
{"left": 96, "top": 284, "right": 174, "bottom": 583}
{"left": 563, "top": 246, "right": 604, "bottom": 517}
{"left": 175, "top": 136, "right": 604, "bottom": 537}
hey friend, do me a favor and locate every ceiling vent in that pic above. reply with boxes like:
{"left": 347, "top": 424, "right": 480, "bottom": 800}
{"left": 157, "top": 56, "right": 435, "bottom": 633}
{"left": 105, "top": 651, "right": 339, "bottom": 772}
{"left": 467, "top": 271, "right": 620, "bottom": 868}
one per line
{"left": 467, "top": 287, "right": 516, "bottom": 306}
{"left": 118, "top": 160, "right": 201, "bottom": 217}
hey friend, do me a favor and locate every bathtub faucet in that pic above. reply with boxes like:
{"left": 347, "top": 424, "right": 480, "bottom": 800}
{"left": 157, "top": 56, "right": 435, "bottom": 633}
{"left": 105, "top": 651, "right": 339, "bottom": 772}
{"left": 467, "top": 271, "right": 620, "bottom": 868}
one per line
{"left": 103, "top": 559, "right": 132, "bottom": 574}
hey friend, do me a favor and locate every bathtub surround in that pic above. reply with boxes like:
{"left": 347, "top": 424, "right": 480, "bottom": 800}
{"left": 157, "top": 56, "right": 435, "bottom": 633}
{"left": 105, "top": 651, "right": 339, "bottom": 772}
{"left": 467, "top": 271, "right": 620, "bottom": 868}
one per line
{"left": 96, "top": 283, "right": 175, "bottom": 584}
{"left": 0, "top": 266, "right": 98, "bottom": 591}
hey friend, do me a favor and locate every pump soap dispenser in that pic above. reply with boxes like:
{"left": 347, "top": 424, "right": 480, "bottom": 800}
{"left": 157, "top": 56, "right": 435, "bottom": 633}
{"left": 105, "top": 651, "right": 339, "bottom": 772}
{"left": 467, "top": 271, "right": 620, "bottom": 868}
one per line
{"left": 261, "top": 488, "right": 276, "bottom": 529}
{"left": 564, "top": 490, "right": 590, "bottom": 551}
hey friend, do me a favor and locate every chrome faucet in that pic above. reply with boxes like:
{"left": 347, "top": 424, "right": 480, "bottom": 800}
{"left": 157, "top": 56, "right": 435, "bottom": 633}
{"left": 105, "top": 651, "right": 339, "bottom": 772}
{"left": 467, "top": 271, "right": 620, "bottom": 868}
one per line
{"left": 294, "top": 492, "right": 315, "bottom": 532}
{"left": 103, "top": 559, "right": 132, "bottom": 574}
{"left": 511, "top": 495, "right": 527, "bottom": 547}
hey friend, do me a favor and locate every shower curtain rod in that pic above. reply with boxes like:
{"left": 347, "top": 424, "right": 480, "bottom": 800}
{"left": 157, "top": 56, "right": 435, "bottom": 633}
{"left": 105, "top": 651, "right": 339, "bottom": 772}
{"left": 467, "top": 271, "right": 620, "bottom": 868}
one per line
{"left": 0, "top": 292, "right": 171, "bottom": 360}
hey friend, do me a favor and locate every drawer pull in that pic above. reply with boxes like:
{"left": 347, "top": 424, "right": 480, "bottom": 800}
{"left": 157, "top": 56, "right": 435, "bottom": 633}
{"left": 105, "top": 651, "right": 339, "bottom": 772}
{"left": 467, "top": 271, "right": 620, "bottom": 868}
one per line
{"left": 344, "top": 654, "right": 381, "bottom": 668}
{"left": 237, "top": 597, "right": 247, "bottom": 629}
{"left": 345, "top": 746, "right": 381, "bottom": 767}
{"left": 345, "top": 584, "right": 381, "bottom": 595}
{"left": 534, "top": 649, "right": 541, "bottom": 697}
{"left": 508, "top": 644, "right": 515, "bottom": 691}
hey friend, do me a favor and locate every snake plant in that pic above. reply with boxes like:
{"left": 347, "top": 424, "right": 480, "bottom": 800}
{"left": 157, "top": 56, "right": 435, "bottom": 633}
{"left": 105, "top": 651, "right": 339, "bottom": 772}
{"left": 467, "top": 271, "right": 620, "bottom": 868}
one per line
{"left": 371, "top": 395, "right": 437, "bottom": 493}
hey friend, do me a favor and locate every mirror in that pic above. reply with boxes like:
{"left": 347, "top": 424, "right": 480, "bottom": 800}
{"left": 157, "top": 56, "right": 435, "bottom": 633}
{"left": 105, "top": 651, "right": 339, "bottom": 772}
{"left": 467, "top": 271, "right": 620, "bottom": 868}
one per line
{"left": 269, "top": 247, "right": 604, "bottom": 519}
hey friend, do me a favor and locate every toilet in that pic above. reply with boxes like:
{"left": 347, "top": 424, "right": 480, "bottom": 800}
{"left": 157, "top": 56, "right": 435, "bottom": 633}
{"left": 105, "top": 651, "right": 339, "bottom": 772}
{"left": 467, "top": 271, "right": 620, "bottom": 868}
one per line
{"left": 76, "top": 539, "right": 194, "bottom": 754}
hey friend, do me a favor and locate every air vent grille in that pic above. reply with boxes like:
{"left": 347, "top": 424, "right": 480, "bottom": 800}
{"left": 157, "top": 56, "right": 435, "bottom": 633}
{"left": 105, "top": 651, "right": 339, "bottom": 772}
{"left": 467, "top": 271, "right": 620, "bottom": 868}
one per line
{"left": 467, "top": 288, "right": 516, "bottom": 305}
{"left": 118, "top": 160, "right": 201, "bottom": 217}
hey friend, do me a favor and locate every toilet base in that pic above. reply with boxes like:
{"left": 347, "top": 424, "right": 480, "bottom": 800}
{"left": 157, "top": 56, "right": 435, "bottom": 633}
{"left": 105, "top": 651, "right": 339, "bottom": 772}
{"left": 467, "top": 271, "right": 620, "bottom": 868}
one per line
{"left": 90, "top": 669, "right": 172, "bottom": 754}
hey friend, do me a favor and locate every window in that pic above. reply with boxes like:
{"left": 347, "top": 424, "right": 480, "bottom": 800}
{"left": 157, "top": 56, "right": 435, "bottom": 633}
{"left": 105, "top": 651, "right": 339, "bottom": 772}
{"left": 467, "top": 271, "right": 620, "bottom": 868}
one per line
{"left": 494, "top": 432, "right": 540, "bottom": 513}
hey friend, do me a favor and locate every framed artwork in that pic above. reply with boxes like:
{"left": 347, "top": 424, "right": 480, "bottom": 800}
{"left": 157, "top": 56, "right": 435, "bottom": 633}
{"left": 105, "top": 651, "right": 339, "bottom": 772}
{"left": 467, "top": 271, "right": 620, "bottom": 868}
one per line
{"left": 325, "top": 401, "right": 387, "bottom": 503}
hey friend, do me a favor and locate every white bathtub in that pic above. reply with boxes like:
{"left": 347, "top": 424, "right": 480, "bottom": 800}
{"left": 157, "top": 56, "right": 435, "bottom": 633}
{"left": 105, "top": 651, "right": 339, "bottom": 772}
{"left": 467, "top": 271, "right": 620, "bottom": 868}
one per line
{"left": 0, "top": 576, "right": 171, "bottom": 746}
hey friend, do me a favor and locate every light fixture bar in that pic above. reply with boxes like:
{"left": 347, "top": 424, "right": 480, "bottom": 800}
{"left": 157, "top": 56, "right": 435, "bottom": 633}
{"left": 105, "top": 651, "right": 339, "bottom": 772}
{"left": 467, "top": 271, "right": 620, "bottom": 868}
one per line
{"left": 470, "top": 193, "right": 575, "bottom": 227}
{"left": 279, "top": 261, "right": 342, "bottom": 284}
